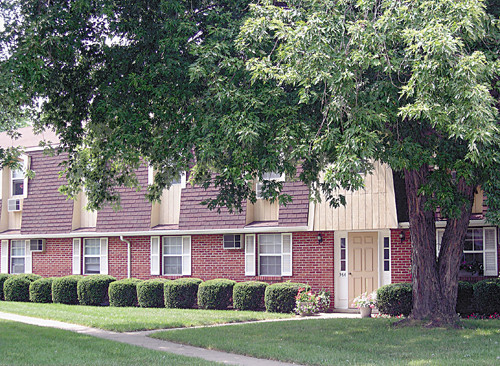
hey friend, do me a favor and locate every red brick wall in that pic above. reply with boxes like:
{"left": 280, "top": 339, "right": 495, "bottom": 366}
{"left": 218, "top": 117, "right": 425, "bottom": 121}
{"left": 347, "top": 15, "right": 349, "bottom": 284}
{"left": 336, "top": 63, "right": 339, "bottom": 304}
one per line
{"left": 150, "top": 231, "right": 335, "bottom": 296}
{"left": 32, "top": 238, "right": 73, "bottom": 277}
{"left": 391, "top": 229, "right": 412, "bottom": 283}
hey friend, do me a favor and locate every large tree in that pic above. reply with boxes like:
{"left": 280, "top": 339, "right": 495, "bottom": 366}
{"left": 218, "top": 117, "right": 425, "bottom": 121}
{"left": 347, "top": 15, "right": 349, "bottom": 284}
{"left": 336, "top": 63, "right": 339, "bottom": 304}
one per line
{"left": 0, "top": 0, "right": 499, "bottom": 326}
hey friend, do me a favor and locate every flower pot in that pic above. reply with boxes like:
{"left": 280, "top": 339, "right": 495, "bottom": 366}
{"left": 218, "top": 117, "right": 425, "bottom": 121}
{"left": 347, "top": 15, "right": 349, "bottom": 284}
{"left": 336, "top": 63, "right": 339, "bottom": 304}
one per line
{"left": 297, "top": 301, "right": 317, "bottom": 316}
{"left": 359, "top": 306, "right": 372, "bottom": 318}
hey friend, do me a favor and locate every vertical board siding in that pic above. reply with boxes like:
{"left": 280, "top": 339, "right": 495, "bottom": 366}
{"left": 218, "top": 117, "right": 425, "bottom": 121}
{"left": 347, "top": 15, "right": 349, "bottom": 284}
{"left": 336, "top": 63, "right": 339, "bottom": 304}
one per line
{"left": 314, "top": 161, "right": 397, "bottom": 231}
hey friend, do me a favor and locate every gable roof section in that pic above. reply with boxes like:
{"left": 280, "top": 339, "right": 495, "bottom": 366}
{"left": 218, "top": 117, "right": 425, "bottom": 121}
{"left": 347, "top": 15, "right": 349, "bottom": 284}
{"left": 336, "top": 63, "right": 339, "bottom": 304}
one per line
{"left": 179, "top": 185, "right": 247, "bottom": 230}
{"left": 96, "top": 165, "right": 152, "bottom": 232}
{"left": 21, "top": 151, "right": 73, "bottom": 234}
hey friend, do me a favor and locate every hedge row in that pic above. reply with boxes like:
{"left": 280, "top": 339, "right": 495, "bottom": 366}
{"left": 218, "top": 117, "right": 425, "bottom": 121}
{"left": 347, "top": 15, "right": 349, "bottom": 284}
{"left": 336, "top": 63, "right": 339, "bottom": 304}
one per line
{"left": 1, "top": 274, "right": 315, "bottom": 313}
{"left": 377, "top": 280, "right": 500, "bottom": 316}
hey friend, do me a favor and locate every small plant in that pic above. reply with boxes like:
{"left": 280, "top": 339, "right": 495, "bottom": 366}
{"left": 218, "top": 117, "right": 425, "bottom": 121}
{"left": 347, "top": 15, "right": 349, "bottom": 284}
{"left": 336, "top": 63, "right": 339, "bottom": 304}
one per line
{"left": 109, "top": 278, "right": 142, "bottom": 307}
{"left": 164, "top": 278, "right": 203, "bottom": 309}
{"left": 137, "top": 279, "right": 169, "bottom": 308}
{"left": 233, "top": 281, "right": 268, "bottom": 311}
{"left": 352, "top": 291, "right": 377, "bottom": 308}
{"left": 29, "top": 278, "right": 54, "bottom": 303}
{"left": 78, "top": 275, "right": 116, "bottom": 306}
{"left": 197, "top": 279, "right": 235, "bottom": 310}
{"left": 317, "top": 289, "right": 331, "bottom": 312}
{"left": 294, "top": 288, "right": 319, "bottom": 316}
{"left": 0, "top": 274, "right": 11, "bottom": 300}
{"left": 52, "top": 275, "right": 83, "bottom": 305}
{"left": 4, "top": 274, "right": 42, "bottom": 302}
{"left": 265, "top": 282, "right": 311, "bottom": 313}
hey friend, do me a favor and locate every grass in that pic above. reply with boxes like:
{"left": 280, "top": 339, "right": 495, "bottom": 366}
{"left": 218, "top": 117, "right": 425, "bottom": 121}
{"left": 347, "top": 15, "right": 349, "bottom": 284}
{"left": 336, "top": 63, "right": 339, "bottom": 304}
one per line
{"left": 151, "top": 318, "right": 500, "bottom": 365}
{"left": 0, "top": 320, "right": 220, "bottom": 366}
{"left": 0, "top": 301, "right": 291, "bottom": 332}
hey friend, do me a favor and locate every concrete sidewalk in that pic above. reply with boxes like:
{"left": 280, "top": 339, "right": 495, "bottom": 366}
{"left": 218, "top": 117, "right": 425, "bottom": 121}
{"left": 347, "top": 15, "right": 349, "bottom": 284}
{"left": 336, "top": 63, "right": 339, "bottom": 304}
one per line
{"left": 0, "top": 311, "right": 358, "bottom": 366}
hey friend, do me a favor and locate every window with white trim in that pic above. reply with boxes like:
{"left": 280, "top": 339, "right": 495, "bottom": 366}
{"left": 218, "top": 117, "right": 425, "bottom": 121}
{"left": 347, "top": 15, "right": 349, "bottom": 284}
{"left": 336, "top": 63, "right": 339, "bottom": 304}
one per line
{"left": 258, "top": 233, "right": 292, "bottom": 276}
{"left": 437, "top": 227, "right": 498, "bottom": 277}
{"left": 83, "top": 238, "right": 101, "bottom": 274}
{"left": 256, "top": 172, "right": 285, "bottom": 199}
{"left": 11, "top": 169, "right": 24, "bottom": 197}
{"left": 10, "top": 240, "right": 25, "bottom": 274}
{"left": 223, "top": 234, "right": 242, "bottom": 249}
{"left": 162, "top": 236, "right": 191, "bottom": 276}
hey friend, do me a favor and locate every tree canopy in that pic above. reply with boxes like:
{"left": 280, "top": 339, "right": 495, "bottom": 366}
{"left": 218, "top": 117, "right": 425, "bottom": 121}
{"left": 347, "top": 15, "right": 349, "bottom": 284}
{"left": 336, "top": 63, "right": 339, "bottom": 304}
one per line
{"left": 0, "top": 0, "right": 499, "bottom": 324}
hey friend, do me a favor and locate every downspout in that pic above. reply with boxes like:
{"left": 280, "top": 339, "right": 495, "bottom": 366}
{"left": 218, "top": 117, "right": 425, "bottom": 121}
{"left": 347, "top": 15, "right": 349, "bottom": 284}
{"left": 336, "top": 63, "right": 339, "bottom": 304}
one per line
{"left": 119, "top": 235, "right": 131, "bottom": 278}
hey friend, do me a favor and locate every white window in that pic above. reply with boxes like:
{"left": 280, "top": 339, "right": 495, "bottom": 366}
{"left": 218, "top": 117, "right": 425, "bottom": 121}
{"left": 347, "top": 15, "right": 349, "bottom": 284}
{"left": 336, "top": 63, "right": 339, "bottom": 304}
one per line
{"left": 84, "top": 238, "right": 101, "bottom": 274}
{"left": 148, "top": 166, "right": 186, "bottom": 188}
{"left": 29, "top": 239, "right": 45, "bottom": 252}
{"left": 437, "top": 227, "right": 498, "bottom": 277}
{"left": 11, "top": 169, "right": 24, "bottom": 197}
{"left": 223, "top": 234, "right": 242, "bottom": 249}
{"left": 162, "top": 236, "right": 191, "bottom": 275}
{"left": 10, "top": 240, "right": 25, "bottom": 274}
{"left": 256, "top": 172, "right": 285, "bottom": 199}
{"left": 258, "top": 233, "right": 292, "bottom": 276}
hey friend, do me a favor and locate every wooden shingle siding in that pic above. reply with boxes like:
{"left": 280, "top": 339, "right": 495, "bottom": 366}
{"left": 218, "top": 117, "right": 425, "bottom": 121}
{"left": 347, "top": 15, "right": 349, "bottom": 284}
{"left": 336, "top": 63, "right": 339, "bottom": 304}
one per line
{"left": 96, "top": 165, "right": 151, "bottom": 231}
{"left": 279, "top": 180, "right": 309, "bottom": 227}
{"left": 178, "top": 185, "right": 247, "bottom": 230}
{"left": 21, "top": 152, "right": 73, "bottom": 234}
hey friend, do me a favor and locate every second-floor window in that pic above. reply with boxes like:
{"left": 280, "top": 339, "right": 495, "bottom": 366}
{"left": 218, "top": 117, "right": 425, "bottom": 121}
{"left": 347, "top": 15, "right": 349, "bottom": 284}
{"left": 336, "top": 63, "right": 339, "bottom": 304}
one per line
{"left": 11, "top": 169, "right": 24, "bottom": 197}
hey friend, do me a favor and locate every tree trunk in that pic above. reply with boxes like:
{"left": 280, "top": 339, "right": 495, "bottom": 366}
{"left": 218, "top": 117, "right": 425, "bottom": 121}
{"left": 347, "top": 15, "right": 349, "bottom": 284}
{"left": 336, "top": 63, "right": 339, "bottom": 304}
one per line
{"left": 437, "top": 179, "right": 475, "bottom": 322}
{"left": 404, "top": 166, "right": 441, "bottom": 320}
{"left": 404, "top": 166, "right": 476, "bottom": 326}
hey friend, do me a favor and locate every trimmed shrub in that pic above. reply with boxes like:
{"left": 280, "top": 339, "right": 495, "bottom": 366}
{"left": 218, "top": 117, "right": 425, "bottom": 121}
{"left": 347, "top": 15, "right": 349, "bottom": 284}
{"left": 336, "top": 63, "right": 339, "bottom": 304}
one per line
{"left": 52, "top": 275, "right": 83, "bottom": 304}
{"left": 198, "top": 279, "right": 236, "bottom": 310}
{"left": 0, "top": 274, "right": 11, "bottom": 300}
{"left": 164, "top": 278, "right": 203, "bottom": 309}
{"left": 78, "top": 275, "right": 116, "bottom": 306}
{"left": 456, "top": 281, "right": 474, "bottom": 316}
{"left": 473, "top": 279, "right": 500, "bottom": 315}
{"left": 265, "top": 282, "right": 310, "bottom": 313}
{"left": 3, "top": 274, "right": 42, "bottom": 302}
{"left": 233, "top": 281, "right": 268, "bottom": 311}
{"left": 109, "top": 278, "right": 143, "bottom": 307}
{"left": 377, "top": 283, "right": 413, "bottom": 316}
{"left": 137, "top": 279, "right": 169, "bottom": 308}
{"left": 29, "top": 278, "right": 54, "bottom": 303}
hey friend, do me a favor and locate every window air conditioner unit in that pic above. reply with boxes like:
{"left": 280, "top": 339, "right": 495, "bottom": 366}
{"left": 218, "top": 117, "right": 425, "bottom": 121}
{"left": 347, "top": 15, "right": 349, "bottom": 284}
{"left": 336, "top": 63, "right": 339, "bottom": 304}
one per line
{"left": 30, "top": 239, "right": 46, "bottom": 252}
{"left": 7, "top": 198, "right": 22, "bottom": 212}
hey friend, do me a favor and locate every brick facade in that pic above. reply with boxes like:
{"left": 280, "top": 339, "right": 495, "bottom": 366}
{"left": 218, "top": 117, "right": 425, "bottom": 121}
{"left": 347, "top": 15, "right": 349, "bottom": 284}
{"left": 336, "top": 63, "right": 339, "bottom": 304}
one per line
{"left": 20, "top": 232, "right": 335, "bottom": 300}
{"left": 390, "top": 229, "right": 412, "bottom": 283}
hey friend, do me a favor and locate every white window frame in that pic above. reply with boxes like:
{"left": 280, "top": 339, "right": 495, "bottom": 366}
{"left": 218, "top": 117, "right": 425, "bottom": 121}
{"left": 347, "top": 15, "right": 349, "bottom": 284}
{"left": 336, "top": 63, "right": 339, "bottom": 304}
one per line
{"left": 162, "top": 236, "right": 191, "bottom": 276}
{"left": 11, "top": 168, "right": 24, "bottom": 198}
{"left": 10, "top": 155, "right": 29, "bottom": 198}
{"left": 148, "top": 166, "right": 186, "bottom": 189}
{"left": 258, "top": 233, "right": 292, "bottom": 276}
{"left": 256, "top": 172, "right": 285, "bottom": 199}
{"left": 437, "top": 227, "right": 498, "bottom": 277}
{"left": 10, "top": 240, "right": 25, "bottom": 274}
{"left": 223, "top": 234, "right": 242, "bottom": 249}
{"left": 83, "top": 238, "right": 101, "bottom": 275}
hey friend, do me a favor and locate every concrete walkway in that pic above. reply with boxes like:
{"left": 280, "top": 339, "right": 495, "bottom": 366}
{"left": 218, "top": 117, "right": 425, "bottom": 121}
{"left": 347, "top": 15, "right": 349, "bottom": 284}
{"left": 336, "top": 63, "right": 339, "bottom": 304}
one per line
{"left": 0, "top": 311, "right": 359, "bottom": 366}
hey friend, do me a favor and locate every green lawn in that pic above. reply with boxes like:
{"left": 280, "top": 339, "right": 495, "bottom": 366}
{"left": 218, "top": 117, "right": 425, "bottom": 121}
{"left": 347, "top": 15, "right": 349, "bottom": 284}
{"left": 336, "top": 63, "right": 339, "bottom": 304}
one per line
{"left": 151, "top": 318, "right": 500, "bottom": 366}
{"left": 0, "top": 320, "right": 219, "bottom": 366}
{"left": 0, "top": 301, "right": 291, "bottom": 332}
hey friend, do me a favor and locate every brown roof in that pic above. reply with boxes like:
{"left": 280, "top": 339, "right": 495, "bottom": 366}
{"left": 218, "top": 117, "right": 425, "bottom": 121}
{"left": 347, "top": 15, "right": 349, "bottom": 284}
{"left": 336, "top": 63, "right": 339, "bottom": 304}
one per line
{"left": 279, "top": 180, "right": 309, "bottom": 227}
{"left": 21, "top": 151, "right": 74, "bottom": 234}
{"left": 96, "top": 165, "right": 152, "bottom": 232}
{"left": 179, "top": 185, "right": 247, "bottom": 230}
{"left": 0, "top": 126, "right": 59, "bottom": 149}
